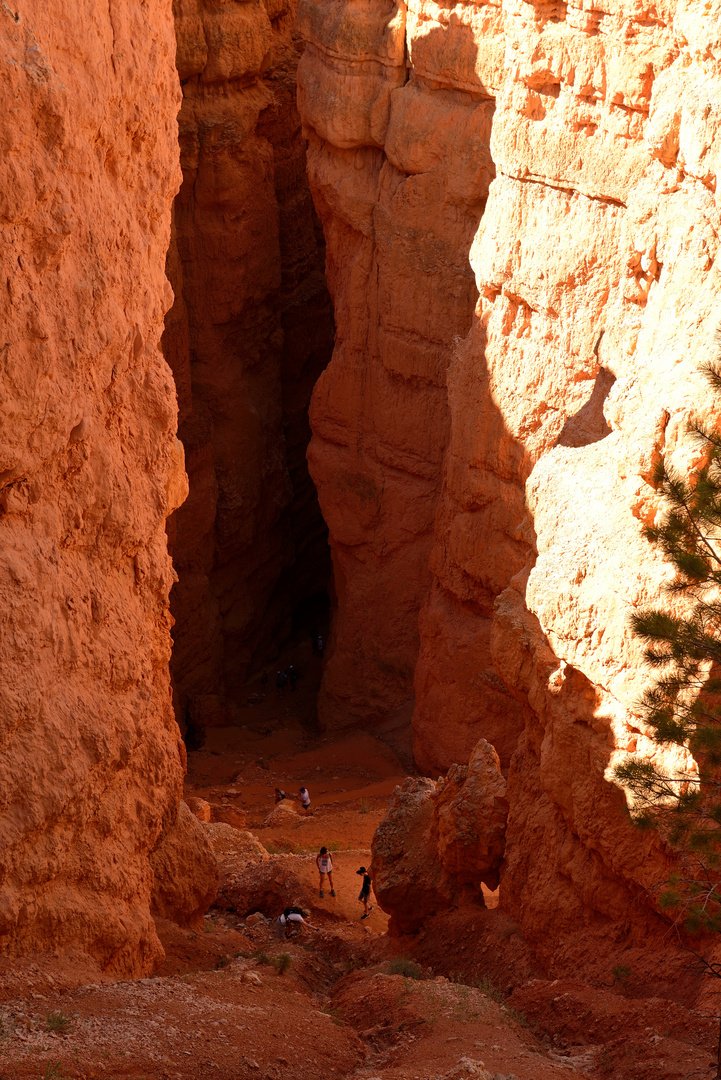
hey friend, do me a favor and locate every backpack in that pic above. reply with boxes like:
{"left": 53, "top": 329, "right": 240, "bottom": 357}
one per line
{"left": 283, "top": 905, "right": 304, "bottom": 920}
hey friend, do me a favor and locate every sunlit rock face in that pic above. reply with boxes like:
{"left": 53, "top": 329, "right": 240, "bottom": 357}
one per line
{"left": 0, "top": 1, "right": 184, "bottom": 974}
{"left": 299, "top": 0, "right": 721, "bottom": 959}
{"left": 164, "top": 0, "right": 335, "bottom": 728}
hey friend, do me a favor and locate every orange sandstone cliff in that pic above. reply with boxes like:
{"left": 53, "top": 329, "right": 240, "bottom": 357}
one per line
{"left": 298, "top": 0, "right": 721, "bottom": 961}
{"left": 163, "top": 0, "right": 334, "bottom": 729}
{"left": 296, "top": 0, "right": 509, "bottom": 736}
{"left": 0, "top": 2, "right": 184, "bottom": 973}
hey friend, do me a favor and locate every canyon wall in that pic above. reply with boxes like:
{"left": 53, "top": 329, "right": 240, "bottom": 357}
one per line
{"left": 296, "top": 0, "right": 515, "bottom": 735}
{"left": 299, "top": 0, "right": 721, "bottom": 961}
{"left": 0, "top": 1, "right": 184, "bottom": 972}
{"left": 164, "top": 0, "right": 334, "bottom": 729}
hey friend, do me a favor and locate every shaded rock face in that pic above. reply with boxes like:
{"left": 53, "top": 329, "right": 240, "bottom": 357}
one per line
{"left": 371, "top": 742, "right": 507, "bottom": 934}
{"left": 150, "top": 801, "right": 219, "bottom": 930}
{"left": 164, "top": 0, "right": 335, "bottom": 725}
{"left": 0, "top": 2, "right": 184, "bottom": 973}
{"left": 299, "top": 0, "right": 721, "bottom": 960}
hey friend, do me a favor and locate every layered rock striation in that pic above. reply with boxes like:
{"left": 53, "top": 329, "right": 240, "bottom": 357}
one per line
{"left": 299, "top": 0, "right": 721, "bottom": 962}
{"left": 0, "top": 1, "right": 184, "bottom": 973}
{"left": 164, "top": 0, "right": 335, "bottom": 729}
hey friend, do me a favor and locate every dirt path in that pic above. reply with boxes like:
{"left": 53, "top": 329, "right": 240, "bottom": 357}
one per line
{"left": 1, "top": 679, "right": 716, "bottom": 1080}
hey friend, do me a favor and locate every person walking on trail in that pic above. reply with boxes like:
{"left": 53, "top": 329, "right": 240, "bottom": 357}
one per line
{"left": 356, "top": 866, "right": 373, "bottom": 919}
{"left": 288, "top": 664, "right": 298, "bottom": 691}
{"left": 274, "top": 787, "right": 286, "bottom": 804}
{"left": 276, "top": 906, "right": 316, "bottom": 940}
{"left": 275, "top": 670, "right": 285, "bottom": 698}
{"left": 316, "top": 846, "right": 336, "bottom": 898}
{"left": 299, "top": 786, "right": 312, "bottom": 815}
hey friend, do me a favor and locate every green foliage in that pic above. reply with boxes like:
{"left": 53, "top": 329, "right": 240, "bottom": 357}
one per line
{"left": 476, "top": 976, "right": 505, "bottom": 1004}
{"left": 45, "top": 1012, "right": 71, "bottom": 1035}
{"left": 359, "top": 799, "right": 370, "bottom": 814}
{"left": 611, "top": 964, "right": 632, "bottom": 989}
{"left": 255, "top": 951, "right": 270, "bottom": 965}
{"left": 42, "top": 1064, "right": 68, "bottom": 1080}
{"left": 386, "top": 956, "right": 423, "bottom": 979}
{"left": 270, "top": 953, "right": 292, "bottom": 975}
{"left": 614, "top": 362, "right": 721, "bottom": 937}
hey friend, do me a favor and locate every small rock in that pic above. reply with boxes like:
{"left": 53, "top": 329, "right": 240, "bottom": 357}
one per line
{"left": 245, "top": 912, "right": 268, "bottom": 927}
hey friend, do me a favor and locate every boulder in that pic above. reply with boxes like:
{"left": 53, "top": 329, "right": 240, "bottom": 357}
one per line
{"left": 210, "top": 803, "right": 247, "bottom": 830}
{"left": 150, "top": 802, "right": 219, "bottom": 930}
{"left": 371, "top": 741, "right": 508, "bottom": 932}
{"left": 371, "top": 777, "right": 454, "bottom": 935}
{"left": 435, "top": 740, "right": 508, "bottom": 890}
{"left": 203, "top": 823, "right": 269, "bottom": 866}
{"left": 184, "top": 797, "right": 212, "bottom": 822}
{"left": 263, "top": 800, "right": 300, "bottom": 826}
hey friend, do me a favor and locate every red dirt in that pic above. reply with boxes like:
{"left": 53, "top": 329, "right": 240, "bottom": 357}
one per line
{"left": 1, "top": 680, "right": 719, "bottom": 1080}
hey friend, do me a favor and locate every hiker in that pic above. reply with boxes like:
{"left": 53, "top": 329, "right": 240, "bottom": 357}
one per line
{"left": 316, "top": 634, "right": 324, "bottom": 657}
{"left": 275, "top": 670, "right": 284, "bottom": 698}
{"left": 298, "top": 786, "right": 312, "bottom": 815}
{"left": 356, "top": 866, "right": 373, "bottom": 919}
{"left": 274, "top": 787, "right": 286, "bottom": 804}
{"left": 316, "top": 846, "right": 336, "bottom": 898}
{"left": 276, "top": 906, "right": 316, "bottom": 940}
{"left": 288, "top": 664, "right": 297, "bottom": 691}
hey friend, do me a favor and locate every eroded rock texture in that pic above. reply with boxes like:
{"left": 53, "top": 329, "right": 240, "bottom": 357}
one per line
{"left": 0, "top": 2, "right": 184, "bottom": 973}
{"left": 371, "top": 740, "right": 508, "bottom": 933}
{"left": 164, "top": 0, "right": 334, "bottom": 727}
{"left": 299, "top": 0, "right": 721, "bottom": 962}
{"left": 297, "top": 0, "right": 497, "bottom": 732}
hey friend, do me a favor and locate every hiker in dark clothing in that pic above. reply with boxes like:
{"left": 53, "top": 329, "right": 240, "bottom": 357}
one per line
{"left": 356, "top": 866, "right": 373, "bottom": 919}
{"left": 275, "top": 670, "right": 284, "bottom": 698}
{"left": 288, "top": 664, "right": 297, "bottom": 691}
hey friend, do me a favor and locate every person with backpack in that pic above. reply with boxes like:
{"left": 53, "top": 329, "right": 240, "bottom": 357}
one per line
{"left": 316, "top": 846, "right": 336, "bottom": 898}
{"left": 356, "top": 866, "right": 373, "bottom": 919}
{"left": 275, "top": 906, "right": 316, "bottom": 939}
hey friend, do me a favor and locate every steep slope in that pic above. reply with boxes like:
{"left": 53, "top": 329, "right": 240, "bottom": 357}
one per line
{"left": 164, "top": 0, "right": 334, "bottom": 730}
{"left": 0, "top": 1, "right": 184, "bottom": 973}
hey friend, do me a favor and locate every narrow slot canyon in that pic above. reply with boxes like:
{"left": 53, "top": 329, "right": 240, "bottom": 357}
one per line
{"left": 1, "top": 2, "right": 721, "bottom": 1080}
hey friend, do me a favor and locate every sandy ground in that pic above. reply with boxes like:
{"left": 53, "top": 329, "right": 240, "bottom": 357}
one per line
{"left": 0, "top": 655, "right": 719, "bottom": 1080}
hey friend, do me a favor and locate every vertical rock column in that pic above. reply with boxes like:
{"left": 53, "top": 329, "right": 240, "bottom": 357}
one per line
{"left": 296, "top": 0, "right": 500, "bottom": 732}
{"left": 165, "top": 0, "right": 335, "bottom": 726}
{"left": 419, "top": 0, "right": 721, "bottom": 964}
{"left": 0, "top": 1, "right": 184, "bottom": 973}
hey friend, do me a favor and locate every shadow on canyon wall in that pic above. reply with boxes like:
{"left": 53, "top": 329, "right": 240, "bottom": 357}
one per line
{"left": 162, "top": 38, "right": 335, "bottom": 741}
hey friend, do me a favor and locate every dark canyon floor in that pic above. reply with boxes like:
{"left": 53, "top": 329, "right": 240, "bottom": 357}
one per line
{"left": 0, "top": 651, "right": 718, "bottom": 1080}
